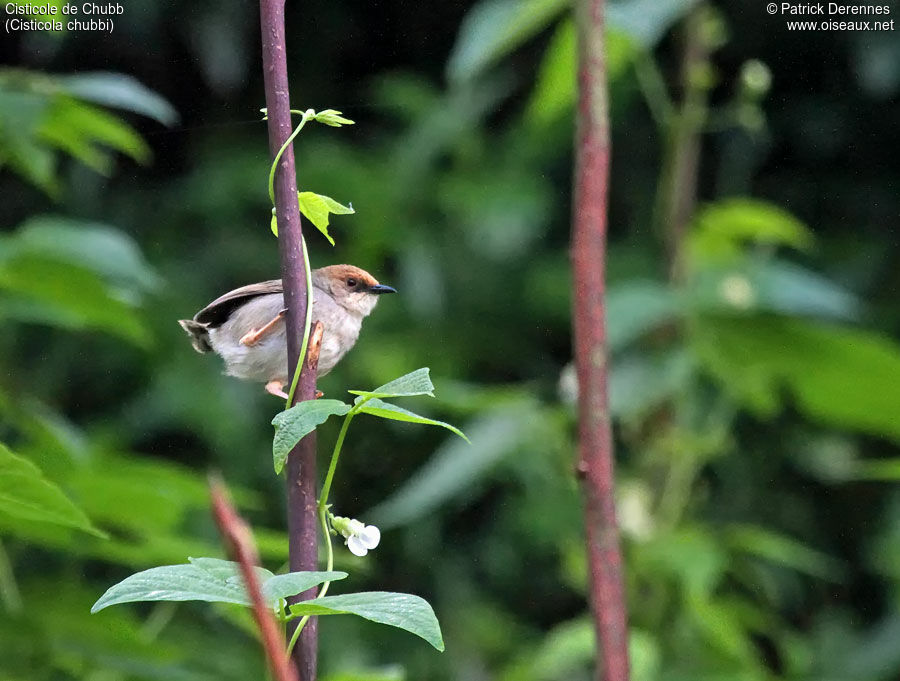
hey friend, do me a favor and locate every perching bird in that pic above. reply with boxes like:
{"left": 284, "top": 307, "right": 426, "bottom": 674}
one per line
{"left": 179, "top": 264, "right": 395, "bottom": 398}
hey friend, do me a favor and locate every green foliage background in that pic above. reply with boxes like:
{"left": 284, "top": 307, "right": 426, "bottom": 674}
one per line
{"left": 1, "top": 1, "right": 899, "bottom": 679}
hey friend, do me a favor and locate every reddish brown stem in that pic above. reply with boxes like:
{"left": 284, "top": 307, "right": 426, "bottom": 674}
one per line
{"left": 572, "top": 0, "right": 630, "bottom": 679}
{"left": 258, "top": 1, "right": 319, "bottom": 677}
{"left": 210, "top": 477, "right": 299, "bottom": 681}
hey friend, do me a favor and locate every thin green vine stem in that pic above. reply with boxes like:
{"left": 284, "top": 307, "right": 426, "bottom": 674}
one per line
{"left": 286, "top": 612, "right": 305, "bottom": 659}
{"left": 267, "top": 109, "right": 314, "bottom": 205}
{"left": 318, "top": 410, "right": 357, "bottom": 511}
{"left": 284, "top": 397, "right": 374, "bottom": 660}
{"left": 285, "top": 235, "right": 314, "bottom": 408}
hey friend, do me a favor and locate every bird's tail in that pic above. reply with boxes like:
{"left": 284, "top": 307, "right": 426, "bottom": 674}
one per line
{"left": 178, "top": 319, "right": 213, "bottom": 353}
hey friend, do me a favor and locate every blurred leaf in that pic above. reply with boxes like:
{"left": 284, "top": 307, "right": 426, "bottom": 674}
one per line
{"left": 0, "top": 87, "right": 55, "bottom": 191}
{"left": 0, "top": 255, "right": 149, "bottom": 344}
{"left": 524, "top": 19, "right": 576, "bottom": 129}
{"left": 91, "top": 557, "right": 345, "bottom": 612}
{"left": 689, "top": 597, "right": 759, "bottom": 665}
{"left": 609, "top": 349, "right": 693, "bottom": 417}
{"left": 688, "top": 198, "right": 814, "bottom": 264}
{"left": 0, "top": 68, "right": 163, "bottom": 193}
{"left": 607, "top": 0, "right": 698, "bottom": 45}
{"left": 289, "top": 591, "right": 444, "bottom": 651}
{"left": 57, "top": 72, "right": 179, "bottom": 126}
{"left": 358, "top": 398, "right": 469, "bottom": 442}
{"left": 502, "top": 617, "right": 593, "bottom": 681}
{"left": 695, "top": 315, "right": 900, "bottom": 442}
{"left": 629, "top": 629, "right": 662, "bottom": 681}
{"left": 726, "top": 524, "right": 845, "bottom": 581}
{"left": 438, "top": 167, "right": 553, "bottom": 260}
{"left": 607, "top": 280, "right": 680, "bottom": 352}
{"left": 368, "top": 404, "right": 542, "bottom": 529}
{"left": 447, "top": 0, "right": 569, "bottom": 83}
{"left": 0, "top": 443, "right": 103, "bottom": 536}
{"left": 296, "top": 191, "right": 355, "bottom": 246}
{"left": 39, "top": 97, "right": 150, "bottom": 172}
{"left": 688, "top": 259, "right": 859, "bottom": 320}
{"left": 638, "top": 527, "right": 727, "bottom": 599}
{"left": 525, "top": 23, "right": 637, "bottom": 130}
{"left": 349, "top": 368, "right": 436, "bottom": 400}
{"left": 322, "top": 670, "right": 405, "bottom": 681}
{"left": 4, "top": 216, "right": 162, "bottom": 293}
{"left": 272, "top": 400, "right": 351, "bottom": 474}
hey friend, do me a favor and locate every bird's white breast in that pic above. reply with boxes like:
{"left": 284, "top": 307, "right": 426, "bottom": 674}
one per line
{"left": 207, "top": 288, "right": 367, "bottom": 383}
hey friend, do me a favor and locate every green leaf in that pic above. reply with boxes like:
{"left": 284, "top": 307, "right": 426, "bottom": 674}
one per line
{"left": 688, "top": 259, "right": 859, "bottom": 321}
{"left": 447, "top": 0, "right": 569, "bottom": 83}
{"left": 688, "top": 198, "right": 814, "bottom": 264}
{"left": 271, "top": 399, "right": 351, "bottom": 474}
{"left": 695, "top": 315, "right": 900, "bottom": 442}
{"left": 0, "top": 254, "right": 150, "bottom": 345}
{"left": 313, "top": 109, "right": 355, "bottom": 127}
{"left": 607, "top": 281, "right": 681, "bottom": 352}
{"left": 39, "top": 97, "right": 150, "bottom": 171}
{"left": 262, "top": 570, "right": 348, "bottom": 603}
{"left": 91, "top": 557, "right": 345, "bottom": 613}
{"left": 607, "top": 0, "right": 699, "bottom": 46}
{"left": 57, "top": 72, "right": 179, "bottom": 126}
{"left": 725, "top": 524, "right": 845, "bottom": 581}
{"left": 0, "top": 442, "right": 103, "bottom": 536}
{"left": 348, "top": 368, "right": 435, "bottom": 400}
{"left": 289, "top": 591, "right": 444, "bottom": 651}
{"left": 368, "top": 405, "right": 541, "bottom": 529}
{"left": 610, "top": 350, "right": 693, "bottom": 418}
{"left": 524, "top": 19, "right": 576, "bottom": 129}
{"left": 359, "top": 399, "right": 469, "bottom": 442}
{"left": 322, "top": 671, "right": 405, "bottom": 681}
{"left": 297, "top": 192, "right": 355, "bottom": 246}
{"left": 4, "top": 216, "right": 162, "bottom": 293}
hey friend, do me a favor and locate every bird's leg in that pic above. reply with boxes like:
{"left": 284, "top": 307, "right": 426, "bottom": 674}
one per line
{"left": 240, "top": 308, "right": 287, "bottom": 346}
{"left": 265, "top": 380, "right": 289, "bottom": 400}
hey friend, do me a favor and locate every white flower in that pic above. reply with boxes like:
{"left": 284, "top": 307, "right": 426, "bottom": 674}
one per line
{"left": 332, "top": 516, "right": 381, "bottom": 557}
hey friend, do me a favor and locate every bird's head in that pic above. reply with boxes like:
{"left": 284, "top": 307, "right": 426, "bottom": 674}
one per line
{"left": 315, "top": 264, "right": 396, "bottom": 316}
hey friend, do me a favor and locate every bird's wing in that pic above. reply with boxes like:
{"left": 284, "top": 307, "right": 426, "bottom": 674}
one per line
{"left": 194, "top": 279, "right": 283, "bottom": 327}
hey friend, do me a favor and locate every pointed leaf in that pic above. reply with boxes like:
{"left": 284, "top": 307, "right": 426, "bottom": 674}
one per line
{"left": 348, "top": 368, "right": 435, "bottom": 400}
{"left": 289, "top": 591, "right": 444, "bottom": 651}
{"left": 359, "top": 399, "right": 468, "bottom": 442}
{"left": 92, "top": 558, "right": 272, "bottom": 612}
{"left": 688, "top": 198, "right": 814, "bottom": 264}
{"left": 272, "top": 400, "right": 351, "bottom": 474}
{"left": 447, "top": 0, "right": 569, "bottom": 83}
{"left": 0, "top": 442, "right": 104, "bottom": 536}
{"left": 725, "top": 524, "right": 845, "bottom": 581}
{"left": 91, "top": 557, "right": 344, "bottom": 613}
{"left": 57, "top": 72, "right": 179, "bottom": 126}
{"left": 262, "top": 570, "right": 348, "bottom": 603}
{"left": 313, "top": 109, "right": 355, "bottom": 127}
{"left": 297, "top": 192, "right": 355, "bottom": 246}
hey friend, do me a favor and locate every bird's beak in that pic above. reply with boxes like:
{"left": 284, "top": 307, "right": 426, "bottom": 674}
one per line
{"left": 368, "top": 284, "right": 397, "bottom": 295}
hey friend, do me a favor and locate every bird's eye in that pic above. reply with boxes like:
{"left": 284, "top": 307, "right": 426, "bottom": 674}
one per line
{"left": 346, "top": 277, "right": 357, "bottom": 288}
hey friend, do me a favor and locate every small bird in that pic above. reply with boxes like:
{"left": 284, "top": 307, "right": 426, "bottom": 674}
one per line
{"left": 179, "top": 264, "right": 395, "bottom": 398}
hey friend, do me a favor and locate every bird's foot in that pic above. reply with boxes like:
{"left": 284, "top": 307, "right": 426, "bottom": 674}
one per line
{"left": 240, "top": 309, "right": 287, "bottom": 346}
{"left": 265, "top": 380, "right": 289, "bottom": 400}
